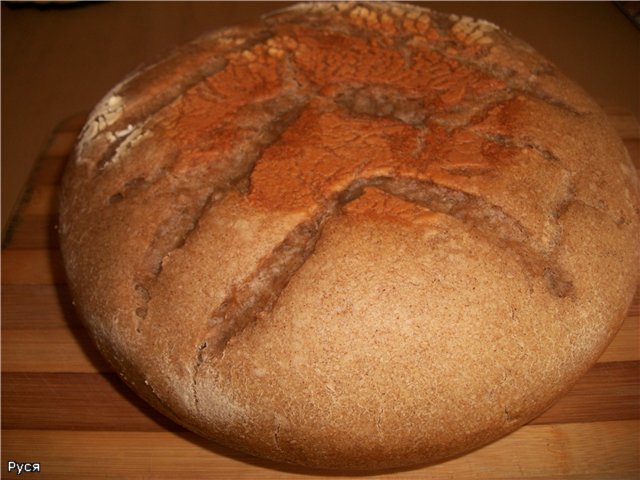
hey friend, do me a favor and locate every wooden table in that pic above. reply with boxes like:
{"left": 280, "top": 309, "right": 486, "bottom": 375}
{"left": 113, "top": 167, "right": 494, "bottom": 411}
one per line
{"left": 2, "top": 109, "right": 639, "bottom": 479}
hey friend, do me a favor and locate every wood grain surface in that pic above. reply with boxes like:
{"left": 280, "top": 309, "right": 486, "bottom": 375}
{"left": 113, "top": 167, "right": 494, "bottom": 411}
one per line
{"left": 1, "top": 110, "right": 639, "bottom": 479}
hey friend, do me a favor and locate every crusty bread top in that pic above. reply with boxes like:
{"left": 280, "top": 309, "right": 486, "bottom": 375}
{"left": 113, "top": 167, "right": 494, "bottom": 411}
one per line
{"left": 60, "top": 2, "right": 639, "bottom": 470}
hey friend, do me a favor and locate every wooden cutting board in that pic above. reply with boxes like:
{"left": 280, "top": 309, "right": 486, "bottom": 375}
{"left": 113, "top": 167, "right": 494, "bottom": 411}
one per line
{"left": 2, "top": 108, "right": 639, "bottom": 479}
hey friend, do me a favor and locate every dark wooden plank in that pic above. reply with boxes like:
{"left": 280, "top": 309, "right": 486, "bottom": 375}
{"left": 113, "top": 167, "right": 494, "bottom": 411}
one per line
{"left": 534, "top": 360, "right": 640, "bottom": 425}
{"left": 2, "top": 184, "right": 59, "bottom": 250}
{"left": 55, "top": 112, "right": 88, "bottom": 134}
{"left": 623, "top": 139, "right": 639, "bottom": 170}
{"left": 2, "top": 328, "right": 111, "bottom": 373}
{"left": 44, "top": 132, "right": 78, "bottom": 158}
{"left": 2, "top": 362, "right": 637, "bottom": 433}
{"left": 2, "top": 372, "right": 179, "bottom": 432}
{"left": 3, "top": 214, "right": 59, "bottom": 250}
{"left": 600, "top": 289, "right": 639, "bottom": 363}
{"left": 20, "top": 185, "right": 59, "bottom": 216}
{"left": 601, "top": 104, "right": 640, "bottom": 140}
{"left": 1, "top": 285, "right": 80, "bottom": 329}
{"left": 31, "top": 156, "right": 69, "bottom": 186}
{"left": 1, "top": 249, "right": 66, "bottom": 285}
{"left": 627, "top": 287, "right": 640, "bottom": 318}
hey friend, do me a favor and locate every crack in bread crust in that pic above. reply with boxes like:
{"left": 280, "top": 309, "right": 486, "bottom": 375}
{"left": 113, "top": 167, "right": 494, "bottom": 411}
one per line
{"left": 81, "top": 31, "right": 280, "bottom": 170}
{"left": 423, "top": 44, "right": 589, "bottom": 117}
{"left": 132, "top": 94, "right": 311, "bottom": 330}
{"left": 266, "top": 1, "right": 589, "bottom": 118}
{"left": 200, "top": 208, "right": 336, "bottom": 358}
{"left": 195, "top": 174, "right": 574, "bottom": 366}
{"left": 334, "top": 85, "right": 428, "bottom": 126}
{"left": 107, "top": 92, "right": 310, "bottom": 205}
{"left": 474, "top": 132, "right": 562, "bottom": 164}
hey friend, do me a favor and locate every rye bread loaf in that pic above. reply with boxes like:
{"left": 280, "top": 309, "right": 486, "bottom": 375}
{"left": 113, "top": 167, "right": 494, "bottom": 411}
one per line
{"left": 59, "top": 2, "right": 639, "bottom": 470}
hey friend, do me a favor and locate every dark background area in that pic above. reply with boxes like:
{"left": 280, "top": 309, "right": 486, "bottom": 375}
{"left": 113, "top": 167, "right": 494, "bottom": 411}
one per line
{"left": 2, "top": 1, "right": 639, "bottom": 235}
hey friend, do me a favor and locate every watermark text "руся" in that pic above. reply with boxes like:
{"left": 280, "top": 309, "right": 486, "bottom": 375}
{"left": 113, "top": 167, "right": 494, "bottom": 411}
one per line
{"left": 7, "top": 461, "right": 40, "bottom": 475}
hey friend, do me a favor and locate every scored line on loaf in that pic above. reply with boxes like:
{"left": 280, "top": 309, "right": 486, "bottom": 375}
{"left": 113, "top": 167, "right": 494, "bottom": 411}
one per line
{"left": 130, "top": 93, "right": 312, "bottom": 329}
{"left": 195, "top": 172, "right": 576, "bottom": 365}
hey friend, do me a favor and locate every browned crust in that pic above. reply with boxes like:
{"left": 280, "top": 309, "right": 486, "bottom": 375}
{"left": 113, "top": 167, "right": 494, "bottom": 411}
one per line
{"left": 59, "top": 1, "right": 640, "bottom": 471}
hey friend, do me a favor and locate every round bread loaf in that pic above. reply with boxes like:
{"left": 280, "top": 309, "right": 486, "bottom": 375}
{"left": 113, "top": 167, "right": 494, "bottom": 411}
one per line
{"left": 59, "top": 1, "right": 639, "bottom": 471}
